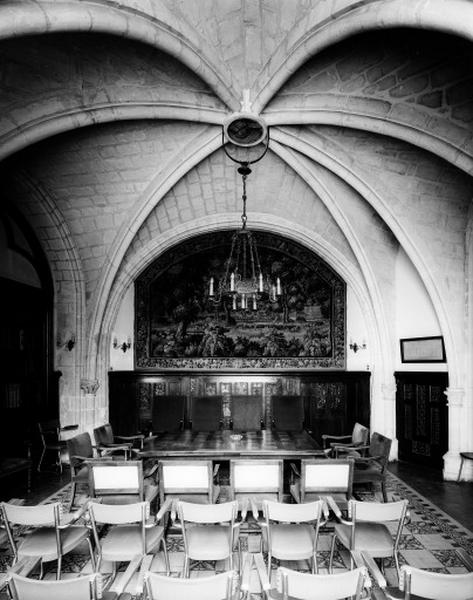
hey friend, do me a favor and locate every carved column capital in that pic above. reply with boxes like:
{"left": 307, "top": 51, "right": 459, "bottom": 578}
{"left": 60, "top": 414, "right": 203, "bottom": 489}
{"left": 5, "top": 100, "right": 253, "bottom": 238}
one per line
{"left": 80, "top": 378, "right": 100, "bottom": 396}
{"left": 444, "top": 387, "right": 465, "bottom": 407}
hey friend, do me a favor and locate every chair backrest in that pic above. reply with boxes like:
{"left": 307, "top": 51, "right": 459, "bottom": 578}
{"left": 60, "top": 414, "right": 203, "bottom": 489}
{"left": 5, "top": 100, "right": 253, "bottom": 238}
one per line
{"left": 349, "top": 499, "right": 408, "bottom": 550}
{"left": 368, "top": 432, "right": 392, "bottom": 470}
{"left": 177, "top": 499, "right": 237, "bottom": 525}
{"left": 271, "top": 395, "right": 304, "bottom": 431}
{"left": 230, "top": 459, "right": 283, "bottom": 503}
{"left": 276, "top": 566, "right": 370, "bottom": 600}
{"left": 1, "top": 500, "right": 60, "bottom": 527}
{"left": 9, "top": 572, "right": 99, "bottom": 600}
{"left": 38, "top": 419, "right": 60, "bottom": 446}
{"left": 93, "top": 423, "right": 114, "bottom": 446}
{"left": 299, "top": 458, "right": 354, "bottom": 501}
{"left": 152, "top": 395, "right": 186, "bottom": 432}
{"left": 158, "top": 460, "right": 215, "bottom": 504}
{"left": 88, "top": 499, "right": 148, "bottom": 525}
{"left": 145, "top": 570, "right": 234, "bottom": 600}
{"left": 399, "top": 565, "right": 473, "bottom": 600}
{"left": 263, "top": 499, "right": 324, "bottom": 524}
{"left": 190, "top": 396, "right": 222, "bottom": 430}
{"left": 231, "top": 395, "right": 263, "bottom": 431}
{"left": 88, "top": 460, "right": 144, "bottom": 503}
{"left": 352, "top": 423, "right": 369, "bottom": 445}
{"left": 67, "top": 432, "right": 94, "bottom": 471}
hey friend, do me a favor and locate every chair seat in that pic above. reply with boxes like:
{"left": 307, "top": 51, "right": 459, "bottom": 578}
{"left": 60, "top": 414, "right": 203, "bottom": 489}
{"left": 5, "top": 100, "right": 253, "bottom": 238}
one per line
{"left": 186, "top": 525, "right": 233, "bottom": 560}
{"left": 100, "top": 524, "right": 164, "bottom": 561}
{"left": 354, "top": 466, "right": 383, "bottom": 482}
{"left": 270, "top": 524, "right": 316, "bottom": 560}
{"left": 334, "top": 522, "right": 394, "bottom": 557}
{"left": 18, "top": 526, "right": 90, "bottom": 562}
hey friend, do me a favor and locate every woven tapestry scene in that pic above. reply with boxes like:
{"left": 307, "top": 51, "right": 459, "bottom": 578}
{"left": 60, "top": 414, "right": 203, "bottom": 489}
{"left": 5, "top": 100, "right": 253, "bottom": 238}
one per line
{"left": 1, "top": 471, "right": 472, "bottom": 599}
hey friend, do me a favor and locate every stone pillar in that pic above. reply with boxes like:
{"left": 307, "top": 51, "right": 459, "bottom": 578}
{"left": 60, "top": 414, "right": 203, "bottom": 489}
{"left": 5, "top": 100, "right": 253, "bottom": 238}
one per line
{"left": 443, "top": 387, "right": 465, "bottom": 480}
{"left": 79, "top": 378, "right": 100, "bottom": 436}
{"left": 381, "top": 380, "right": 398, "bottom": 460}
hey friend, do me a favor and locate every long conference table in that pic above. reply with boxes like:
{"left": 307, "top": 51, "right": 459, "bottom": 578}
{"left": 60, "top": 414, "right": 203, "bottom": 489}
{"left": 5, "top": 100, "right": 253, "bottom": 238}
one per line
{"left": 139, "top": 429, "right": 324, "bottom": 460}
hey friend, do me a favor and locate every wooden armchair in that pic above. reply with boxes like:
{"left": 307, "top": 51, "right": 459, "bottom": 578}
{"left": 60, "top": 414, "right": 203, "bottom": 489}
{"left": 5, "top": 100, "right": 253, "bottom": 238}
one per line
{"left": 351, "top": 432, "right": 393, "bottom": 502}
{"left": 93, "top": 423, "right": 144, "bottom": 459}
{"left": 322, "top": 422, "right": 369, "bottom": 457}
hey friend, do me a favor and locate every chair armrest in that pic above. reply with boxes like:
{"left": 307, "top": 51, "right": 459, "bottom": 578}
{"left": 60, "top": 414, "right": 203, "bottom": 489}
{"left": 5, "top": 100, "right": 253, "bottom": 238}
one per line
{"left": 250, "top": 497, "right": 260, "bottom": 522}
{"left": 58, "top": 501, "right": 90, "bottom": 528}
{"left": 155, "top": 498, "right": 173, "bottom": 524}
{"left": 289, "top": 462, "right": 300, "bottom": 479}
{"left": 361, "top": 550, "right": 387, "bottom": 589}
{"left": 254, "top": 552, "right": 271, "bottom": 592}
{"left": 144, "top": 463, "right": 158, "bottom": 479}
{"left": 115, "top": 434, "right": 144, "bottom": 441}
{"left": 322, "top": 434, "right": 352, "bottom": 443}
{"left": 240, "top": 553, "right": 253, "bottom": 598}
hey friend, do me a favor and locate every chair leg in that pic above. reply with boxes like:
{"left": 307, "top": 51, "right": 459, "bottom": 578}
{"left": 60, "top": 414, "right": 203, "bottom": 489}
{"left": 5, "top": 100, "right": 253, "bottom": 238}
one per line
{"left": 329, "top": 536, "right": 336, "bottom": 573}
{"left": 39, "top": 561, "right": 44, "bottom": 580}
{"left": 381, "top": 481, "right": 388, "bottom": 503}
{"left": 161, "top": 537, "right": 169, "bottom": 575}
{"left": 37, "top": 447, "right": 46, "bottom": 472}
{"left": 56, "top": 555, "right": 62, "bottom": 580}
{"left": 67, "top": 482, "right": 77, "bottom": 512}
{"left": 182, "top": 555, "right": 189, "bottom": 578}
{"left": 457, "top": 457, "right": 465, "bottom": 483}
{"left": 267, "top": 551, "right": 272, "bottom": 577}
{"left": 87, "top": 537, "right": 96, "bottom": 571}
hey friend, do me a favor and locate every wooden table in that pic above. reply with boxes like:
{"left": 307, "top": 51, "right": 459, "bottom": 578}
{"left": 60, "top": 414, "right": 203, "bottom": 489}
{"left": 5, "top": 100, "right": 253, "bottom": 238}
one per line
{"left": 139, "top": 429, "right": 323, "bottom": 460}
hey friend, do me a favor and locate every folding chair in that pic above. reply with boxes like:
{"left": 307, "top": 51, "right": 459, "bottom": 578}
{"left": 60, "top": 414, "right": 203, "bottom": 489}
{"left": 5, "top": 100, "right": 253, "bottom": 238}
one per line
{"left": 329, "top": 499, "right": 409, "bottom": 580}
{"left": 262, "top": 499, "right": 326, "bottom": 575}
{"left": 1, "top": 501, "right": 94, "bottom": 580}
{"left": 176, "top": 500, "right": 240, "bottom": 577}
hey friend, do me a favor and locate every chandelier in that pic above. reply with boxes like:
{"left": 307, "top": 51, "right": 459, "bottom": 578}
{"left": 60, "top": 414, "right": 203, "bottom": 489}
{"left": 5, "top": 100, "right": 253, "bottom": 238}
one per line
{"left": 208, "top": 162, "right": 282, "bottom": 311}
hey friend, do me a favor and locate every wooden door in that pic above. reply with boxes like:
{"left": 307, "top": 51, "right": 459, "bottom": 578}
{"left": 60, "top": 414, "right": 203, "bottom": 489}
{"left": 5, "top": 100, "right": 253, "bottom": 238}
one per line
{"left": 395, "top": 372, "right": 448, "bottom": 468}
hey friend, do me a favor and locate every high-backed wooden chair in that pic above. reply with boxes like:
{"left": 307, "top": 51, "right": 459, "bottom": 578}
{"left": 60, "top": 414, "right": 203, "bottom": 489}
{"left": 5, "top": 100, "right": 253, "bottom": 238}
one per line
{"left": 190, "top": 396, "right": 223, "bottom": 431}
{"left": 230, "top": 459, "right": 283, "bottom": 511}
{"left": 158, "top": 459, "right": 220, "bottom": 507}
{"left": 38, "top": 419, "right": 78, "bottom": 473}
{"left": 271, "top": 395, "right": 305, "bottom": 431}
{"left": 231, "top": 395, "right": 263, "bottom": 431}
{"left": 152, "top": 395, "right": 186, "bottom": 433}
{"left": 66, "top": 431, "right": 97, "bottom": 511}
{"left": 290, "top": 458, "right": 354, "bottom": 512}
{"left": 352, "top": 432, "right": 392, "bottom": 502}
{"left": 88, "top": 459, "right": 158, "bottom": 506}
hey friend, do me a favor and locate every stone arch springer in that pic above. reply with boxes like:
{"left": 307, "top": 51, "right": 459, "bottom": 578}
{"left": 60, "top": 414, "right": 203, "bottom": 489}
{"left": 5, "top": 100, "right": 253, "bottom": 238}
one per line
{"left": 252, "top": 0, "right": 473, "bottom": 113}
{"left": 0, "top": 1, "right": 240, "bottom": 112}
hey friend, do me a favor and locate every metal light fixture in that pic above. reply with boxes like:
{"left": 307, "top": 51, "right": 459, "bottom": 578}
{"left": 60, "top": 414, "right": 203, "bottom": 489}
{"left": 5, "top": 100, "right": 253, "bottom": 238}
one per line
{"left": 349, "top": 339, "right": 367, "bottom": 353}
{"left": 209, "top": 113, "right": 281, "bottom": 311}
{"left": 113, "top": 337, "right": 131, "bottom": 353}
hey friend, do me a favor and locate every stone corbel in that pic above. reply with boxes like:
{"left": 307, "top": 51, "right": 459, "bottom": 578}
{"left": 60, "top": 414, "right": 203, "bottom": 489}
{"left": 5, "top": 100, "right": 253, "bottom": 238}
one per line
{"left": 80, "top": 378, "right": 100, "bottom": 396}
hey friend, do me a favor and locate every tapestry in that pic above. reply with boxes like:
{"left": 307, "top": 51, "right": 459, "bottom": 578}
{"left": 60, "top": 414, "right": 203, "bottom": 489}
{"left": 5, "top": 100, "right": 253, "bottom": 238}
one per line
{"left": 135, "top": 231, "right": 345, "bottom": 369}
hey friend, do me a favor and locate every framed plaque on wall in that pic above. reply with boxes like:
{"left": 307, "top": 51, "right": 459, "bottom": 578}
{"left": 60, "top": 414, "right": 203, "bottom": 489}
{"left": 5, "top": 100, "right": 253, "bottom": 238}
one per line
{"left": 400, "top": 336, "right": 446, "bottom": 363}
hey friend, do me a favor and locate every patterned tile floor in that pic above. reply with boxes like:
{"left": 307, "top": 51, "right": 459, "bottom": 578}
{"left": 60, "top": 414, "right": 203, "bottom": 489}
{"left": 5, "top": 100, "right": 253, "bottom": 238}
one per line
{"left": 1, "top": 472, "right": 472, "bottom": 598}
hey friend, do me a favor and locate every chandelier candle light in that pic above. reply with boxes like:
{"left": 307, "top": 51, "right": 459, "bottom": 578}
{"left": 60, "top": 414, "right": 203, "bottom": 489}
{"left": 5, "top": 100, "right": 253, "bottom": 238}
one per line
{"left": 208, "top": 163, "right": 282, "bottom": 311}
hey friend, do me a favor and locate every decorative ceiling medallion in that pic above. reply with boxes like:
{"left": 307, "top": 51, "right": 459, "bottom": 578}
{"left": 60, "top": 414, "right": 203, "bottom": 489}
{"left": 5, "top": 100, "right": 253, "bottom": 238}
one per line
{"left": 223, "top": 113, "right": 268, "bottom": 148}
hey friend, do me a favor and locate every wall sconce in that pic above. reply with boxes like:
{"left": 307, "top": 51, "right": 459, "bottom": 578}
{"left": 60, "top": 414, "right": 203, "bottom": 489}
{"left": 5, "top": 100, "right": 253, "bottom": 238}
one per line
{"left": 57, "top": 333, "right": 76, "bottom": 351}
{"left": 113, "top": 337, "right": 131, "bottom": 353}
{"left": 349, "top": 339, "right": 366, "bottom": 353}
